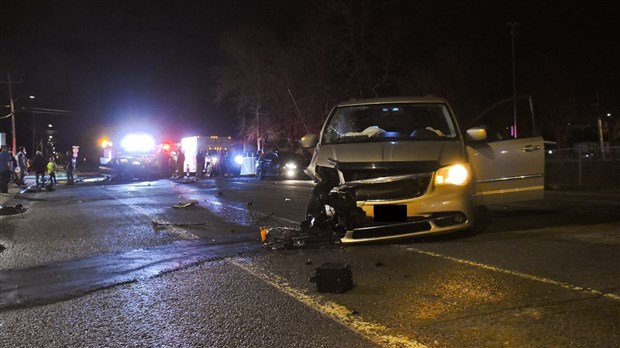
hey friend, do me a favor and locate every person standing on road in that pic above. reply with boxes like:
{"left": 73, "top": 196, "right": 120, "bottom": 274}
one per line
{"left": 9, "top": 149, "right": 22, "bottom": 186}
{"left": 65, "top": 159, "right": 74, "bottom": 185}
{"left": 16, "top": 146, "right": 28, "bottom": 186}
{"left": 47, "top": 157, "right": 58, "bottom": 186}
{"left": 0, "top": 145, "right": 13, "bottom": 193}
{"left": 196, "top": 148, "right": 205, "bottom": 179}
{"left": 177, "top": 148, "right": 185, "bottom": 178}
{"left": 32, "top": 151, "right": 47, "bottom": 188}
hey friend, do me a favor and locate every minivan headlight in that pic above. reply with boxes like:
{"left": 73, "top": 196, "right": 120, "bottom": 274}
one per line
{"left": 435, "top": 164, "right": 470, "bottom": 186}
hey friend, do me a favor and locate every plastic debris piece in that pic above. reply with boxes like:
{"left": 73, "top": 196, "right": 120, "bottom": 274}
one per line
{"left": 260, "top": 227, "right": 268, "bottom": 242}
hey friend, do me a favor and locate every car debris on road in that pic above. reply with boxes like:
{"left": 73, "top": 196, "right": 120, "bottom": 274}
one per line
{"left": 309, "top": 262, "right": 354, "bottom": 294}
{"left": 0, "top": 203, "right": 26, "bottom": 216}
{"left": 260, "top": 224, "right": 339, "bottom": 249}
{"left": 172, "top": 199, "right": 199, "bottom": 208}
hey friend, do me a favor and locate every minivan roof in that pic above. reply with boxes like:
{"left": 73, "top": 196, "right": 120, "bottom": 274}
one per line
{"left": 336, "top": 96, "right": 448, "bottom": 107}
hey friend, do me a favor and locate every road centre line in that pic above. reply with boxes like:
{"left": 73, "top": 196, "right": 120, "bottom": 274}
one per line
{"left": 174, "top": 180, "right": 303, "bottom": 225}
{"left": 402, "top": 246, "right": 620, "bottom": 302}
{"left": 228, "top": 258, "right": 427, "bottom": 348}
{"left": 200, "top": 198, "right": 300, "bottom": 225}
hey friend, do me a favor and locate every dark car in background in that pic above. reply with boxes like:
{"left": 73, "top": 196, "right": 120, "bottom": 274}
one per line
{"left": 255, "top": 151, "right": 309, "bottom": 179}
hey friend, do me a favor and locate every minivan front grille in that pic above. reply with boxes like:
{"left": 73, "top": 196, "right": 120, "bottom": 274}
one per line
{"left": 354, "top": 175, "right": 431, "bottom": 201}
{"left": 334, "top": 161, "right": 438, "bottom": 201}
{"left": 336, "top": 161, "right": 440, "bottom": 181}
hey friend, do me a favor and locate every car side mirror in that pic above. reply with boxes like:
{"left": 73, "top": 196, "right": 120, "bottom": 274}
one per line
{"left": 465, "top": 127, "right": 487, "bottom": 141}
{"left": 300, "top": 134, "right": 318, "bottom": 148}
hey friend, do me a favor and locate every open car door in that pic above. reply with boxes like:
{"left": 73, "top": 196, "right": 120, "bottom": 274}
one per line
{"left": 465, "top": 95, "right": 545, "bottom": 206}
{"left": 468, "top": 136, "right": 545, "bottom": 205}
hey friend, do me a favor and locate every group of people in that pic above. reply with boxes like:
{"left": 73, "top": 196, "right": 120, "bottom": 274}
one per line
{"left": 0, "top": 145, "right": 74, "bottom": 194}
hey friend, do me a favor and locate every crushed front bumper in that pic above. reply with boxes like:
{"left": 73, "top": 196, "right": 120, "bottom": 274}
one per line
{"left": 339, "top": 180, "right": 475, "bottom": 244}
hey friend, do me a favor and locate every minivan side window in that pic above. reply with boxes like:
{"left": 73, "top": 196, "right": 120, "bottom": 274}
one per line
{"left": 469, "top": 98, "right": 537, "bottom": 142}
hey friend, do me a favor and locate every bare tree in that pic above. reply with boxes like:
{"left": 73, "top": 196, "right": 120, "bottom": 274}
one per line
{"left": 212, "top": 28, "right": 285, "bottom": 152}
{"left": 289, "top": 0, "right": 403, "bottom": 133}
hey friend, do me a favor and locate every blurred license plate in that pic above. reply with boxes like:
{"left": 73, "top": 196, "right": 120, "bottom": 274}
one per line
{"left": 373, "top": 205, "right": 407, "bottom": 222}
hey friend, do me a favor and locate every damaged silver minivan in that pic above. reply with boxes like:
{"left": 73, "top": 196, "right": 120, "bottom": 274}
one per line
{"left": 300, "top": 97, "right": 545, "bottom": 243}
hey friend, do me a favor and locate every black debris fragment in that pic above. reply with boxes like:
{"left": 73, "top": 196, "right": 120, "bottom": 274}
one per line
{"left": 260, "top": 223, "right": 338, "bottom": 249}
{"left": 171, "top": 178, "right": 198, "bottom": 184}
{"left": 246, "top": 201, "right": 253, "bottom": 207}
{"left": 375, "top": 262, "right": 384, "bottom": 267}
{"left": 20, "top": 183, "right": 55, "bottom": 193}
{"left": 305, "top": 259, "right": 313, "bottom": 265}
{"left": 260, "top": 227, "right": 306, "bottom": 249}
{"left": 0, "top": 204, "right": 26, "bottom": 216}
{"left": 310, "top": 262, "right": 354, "bottom": 294}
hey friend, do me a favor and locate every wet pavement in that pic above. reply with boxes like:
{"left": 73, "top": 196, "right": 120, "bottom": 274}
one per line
{"left": 0, "top": 239, "right": 258, "bottom": 310}
{"left": 0, "top": 259, "right": 379, "bottom": 348}
{"left": 1, "top": 177, "right": 619, "bottom": 347}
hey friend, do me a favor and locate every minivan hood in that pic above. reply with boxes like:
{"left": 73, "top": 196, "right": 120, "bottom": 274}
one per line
{"left": 313, "top": 140, "right": 465, "bottom": 168}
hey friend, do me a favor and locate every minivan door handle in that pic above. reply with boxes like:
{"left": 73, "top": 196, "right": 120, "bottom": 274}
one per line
{"left": 522, "top": 144, "right": 541, "bottom": 152}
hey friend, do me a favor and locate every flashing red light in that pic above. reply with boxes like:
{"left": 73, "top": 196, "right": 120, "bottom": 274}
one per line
{"left": 162, "top": 143, "right": 171, "bottom": 151}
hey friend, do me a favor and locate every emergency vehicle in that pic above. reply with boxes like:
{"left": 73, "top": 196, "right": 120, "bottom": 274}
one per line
{"left": 99, "top": 133, "right": 165, "bottom": 180}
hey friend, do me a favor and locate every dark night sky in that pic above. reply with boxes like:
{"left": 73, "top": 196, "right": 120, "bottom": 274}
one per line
{"left": 2, "top": 0, "right": 619, "bottom": 157}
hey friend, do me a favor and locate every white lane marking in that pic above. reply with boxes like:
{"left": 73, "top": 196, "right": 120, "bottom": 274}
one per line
{"left": 402, "top": 247, "right": 620, "bottom": 302}
{"left": 228, "top": 258, "right": 427, "bottom": 348}
{"left": 106, "top": 193, "right": 198, "bottom": 240}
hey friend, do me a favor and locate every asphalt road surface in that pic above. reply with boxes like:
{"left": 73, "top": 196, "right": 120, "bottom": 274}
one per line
{"left": 1, "top": 177, "right": 618, "bottom": 347}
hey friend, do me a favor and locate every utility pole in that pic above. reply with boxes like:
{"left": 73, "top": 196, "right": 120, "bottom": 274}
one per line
{"left": 594, "top": 94, "right": 606, "bottom": 160}
{"left": 1, "top": 72, "right": 22, "bottom": 156}
{"left": 8, "top": 72, "right": 17, "bottom": 156}
{"left": 508, "top": 22, "right": 521, "bottom": 138}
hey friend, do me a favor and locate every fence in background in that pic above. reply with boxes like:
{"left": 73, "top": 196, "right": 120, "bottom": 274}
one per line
{"left": 545, "top": 145, "right": 620, "bottom": 188}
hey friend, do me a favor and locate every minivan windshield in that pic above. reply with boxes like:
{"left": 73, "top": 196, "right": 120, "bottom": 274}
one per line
{"left": 322, "top": 103, "right": 458, "bottom": 144}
